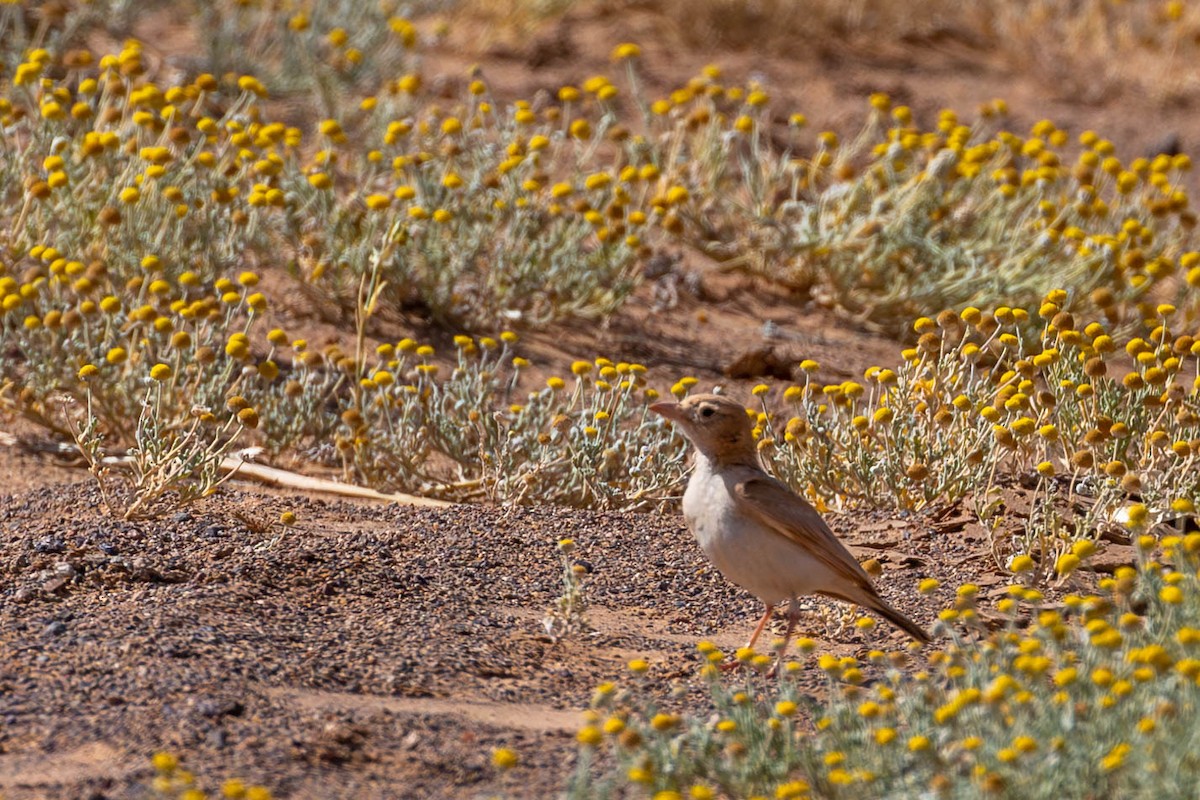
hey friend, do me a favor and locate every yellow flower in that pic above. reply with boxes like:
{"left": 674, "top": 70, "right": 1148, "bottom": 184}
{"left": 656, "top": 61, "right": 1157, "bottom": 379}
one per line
{"left": 149, "top": 363, "right": 172, "bottom": 381}
{"left": 226, "top": 337, "right": 250, "bottom": 360}
{"left": 1010, "top": 554, "right": 1034, "bottom": 573}
{"left": 602, "top": 716, "right": 625, "bottom": 735}
{"left": 1161, "top": 586, "right": 1183, "bottom": 604}
{"left": 908, "top": 735, "right": 931, "bottom": 752}
{"left": 491, "top": 747, "right": 518, "bottom": 769}
{"left": 1067, "top": 540, "right": 1097, "bottom": 560}
{"left": 611, "top": 43, "right": 641, "bottom": 60}
{"left": 584, "top": 172, "right": 612, "bottom": 191}
{"left": 650, "top": 713, "right": 678, "bottom": 731}
{"left": 1101, "top": 743, "right": 1131, "bottom": 772}
{"left": 1055, "top": 553, "right": 1081, "bottom": 576}
{"left": 576, "top": 726, "right": 602, "bottom": 746}
{"left": 151, "top": 752, "right": 177, "bottom": 773}
{"left": 569, "top": 119, "right": 592, "bottom": 140}
{"left": 236, "top": 76, "right": 267, "bottom": 97}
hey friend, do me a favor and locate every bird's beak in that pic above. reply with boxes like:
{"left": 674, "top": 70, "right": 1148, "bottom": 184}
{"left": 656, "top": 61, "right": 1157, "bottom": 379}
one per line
{"left": 650, "top": 401, "right": 685, "bottom": 422}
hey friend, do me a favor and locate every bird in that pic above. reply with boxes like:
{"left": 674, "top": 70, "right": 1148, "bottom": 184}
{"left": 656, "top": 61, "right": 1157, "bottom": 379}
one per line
{"left": 651, "top": 393, "right": 930, "bottom": 668}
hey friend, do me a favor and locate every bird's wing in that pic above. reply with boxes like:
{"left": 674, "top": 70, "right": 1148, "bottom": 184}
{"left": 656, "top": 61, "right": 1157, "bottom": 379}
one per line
{"left": 733, "top": 472, "right": 873, "bottom": 587}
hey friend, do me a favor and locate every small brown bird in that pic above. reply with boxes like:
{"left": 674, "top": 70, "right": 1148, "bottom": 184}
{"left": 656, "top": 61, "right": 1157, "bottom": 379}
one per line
{"left": 651, "top": 393, "right": 929, "bottom": 665}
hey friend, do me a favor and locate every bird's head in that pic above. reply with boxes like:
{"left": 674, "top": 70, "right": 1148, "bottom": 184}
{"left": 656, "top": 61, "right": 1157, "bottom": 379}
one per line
{"left": 650, "top": 393, "right": 758, "bottom": 465}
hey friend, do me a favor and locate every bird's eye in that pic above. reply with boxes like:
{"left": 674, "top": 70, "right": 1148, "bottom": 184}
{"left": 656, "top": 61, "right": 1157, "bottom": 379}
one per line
{"left": 700, "top": 406, "right": 716, "bottom": 418}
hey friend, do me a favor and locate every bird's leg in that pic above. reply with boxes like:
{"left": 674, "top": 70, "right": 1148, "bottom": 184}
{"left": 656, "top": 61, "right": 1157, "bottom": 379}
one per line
{"left": 719, "top": 604, "right": 774, "bottom": 672}
{"left": 745, "top": 603, "right": 775, "bottom": 651}
{"left": 768, "top": 598, "right": 803, "bottom": 678}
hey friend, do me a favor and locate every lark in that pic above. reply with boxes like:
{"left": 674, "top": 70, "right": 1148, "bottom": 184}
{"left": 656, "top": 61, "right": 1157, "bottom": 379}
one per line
{"left": 652, "top": 394, "right": 929, "bottom": 667}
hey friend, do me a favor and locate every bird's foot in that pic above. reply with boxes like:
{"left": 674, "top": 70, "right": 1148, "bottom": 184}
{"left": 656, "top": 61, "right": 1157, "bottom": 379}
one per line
{"left": 766, "top": 656, "right": 792, "bottom": 679}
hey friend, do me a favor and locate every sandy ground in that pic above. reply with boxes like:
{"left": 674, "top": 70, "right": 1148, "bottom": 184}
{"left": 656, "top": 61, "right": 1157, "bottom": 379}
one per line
{"left": 0, "top": 464, "right": 998, "bottom": 799}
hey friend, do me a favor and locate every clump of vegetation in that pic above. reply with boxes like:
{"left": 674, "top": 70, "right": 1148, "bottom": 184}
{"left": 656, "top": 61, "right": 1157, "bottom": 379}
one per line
{"left": 569, "top": 534, "right": 1200, "bottom": 799}
{"left": 148, "top": 751, "right": 273, "bottom": 800}
{"left": 759, "top": 288, "right": 1200, "bottom": 572}
{"left": 4, "top": 17, "right": 1199, "bottom": 530}
{"left": 1, "top": 14, "right": 1198, "bottom": 556}
{"left": 329, "top": 341, "right": 687, "bottom": 505}
{"left": 67, "top": 373, "right": 253, "bottom": 519}
{"left": 544, "top": 536, "right": 593, "bottom": 642}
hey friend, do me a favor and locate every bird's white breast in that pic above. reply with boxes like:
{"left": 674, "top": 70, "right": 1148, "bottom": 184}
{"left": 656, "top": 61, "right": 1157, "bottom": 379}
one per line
{"left": 682, "top": 456, "right": 833, "bottom": 604}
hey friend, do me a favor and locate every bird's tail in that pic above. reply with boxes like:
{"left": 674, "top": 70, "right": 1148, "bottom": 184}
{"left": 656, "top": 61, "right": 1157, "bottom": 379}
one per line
{"left": 823, "top": 587, "right": 931, "bottom": 644}
{"left": 871, "top": 597, "right": 931, "bottom": 644}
